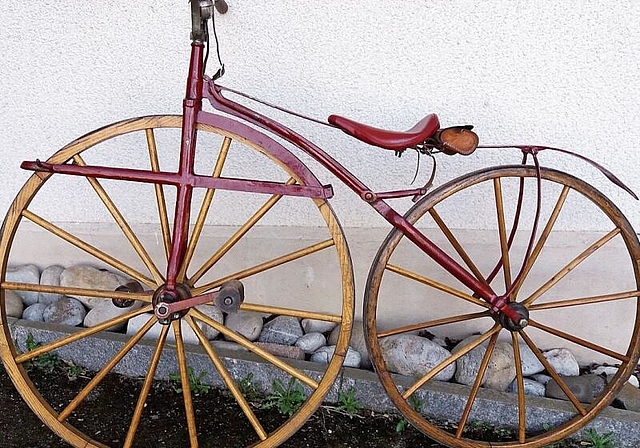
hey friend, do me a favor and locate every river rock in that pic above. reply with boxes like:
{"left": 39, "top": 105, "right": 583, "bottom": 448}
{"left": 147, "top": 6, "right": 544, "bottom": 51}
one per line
{"left": 6, "top": 264, "right": 40, "bottom": 306}
{"left": 545, "top": 374, "right": 606, "bottom": 403}
{"left": 301, "top": 318, "right": 337, "bottom": 334}
{"left": 546, "top": 374, "right": 606, "bottom": 403}
{"left": 43, "top": 297, "right": 86, "bottom": 326}
{"left": 5, "top": 290, "right": 24, "bottom": 318}
{"left": 126, "top": 306, "right": 223, "bottom": 345}
{"left": 532, "top": 374, "right": 552, "bottom": 385}
{"left": 39, "top": 265, "right": 65, "bottom": 305}
{"left": 518, "top": 342, "right": 544, "bottom": 376}
{"left": 453, "top": 337, "right": 515, "bottom": 390}
{"left": 83, "top": 299, "right": 144, "bottom": 332}
{"left": 453, "top": 336, "right": 488, "bottom": 386}
{"left": 329, "top": 319, "right": 371, "bottom": 369}
{"left": 484, "top": 342, "right": 516, "bottom": 391}
{"left": 380, "top": 334, "right": 455, "bottom": 381}
{"left": 592, "top": 366, "right": 640, "bottom": 388}
{"left": 508, "top": 378, "right": 546, "bottom": 397}
{"left": 295, "top": 332, "right": 326, "bottom": 354}
{"left": 224, "top": 311, "right": 263, "bottom": 342}
{"left": 254, "top": 342, "right": 305, "bottom": 360}
{"left": 258, "top": 316, "right": 303, "bottom": 345}
{"left": 194, "top": 305, "right": 224, "bottom": 339}
{"left": 543, "top": 348, "right": 579, "bottom": 376}
{"left": 615, "top": 383, "right": 640, "bottom": 412}
{"left": 126, "top": 314, "right": 179, "bottom": 343}
{"left": 211, "top": 340, "right": 249, "bottom": 352}
{"left": 311, "top": 345, "right": 361, "bottom": 368}
{"left": 60, "top": 265, "right": 131, "bottom": 309}
{"left": 22, "top": 303, "right": 47, "bottom": 322}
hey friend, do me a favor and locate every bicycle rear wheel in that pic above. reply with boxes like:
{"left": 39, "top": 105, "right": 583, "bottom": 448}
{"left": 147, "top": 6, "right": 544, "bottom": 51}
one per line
{"left": 0, "top": 115, "right": 354, "bottom": 448}
{"left": 364, "top": 165, "right": 640, "bottom": 447}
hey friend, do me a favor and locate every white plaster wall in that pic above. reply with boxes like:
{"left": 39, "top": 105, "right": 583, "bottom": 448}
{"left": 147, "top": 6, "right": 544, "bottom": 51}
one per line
{"left": 1, "top": 1, "right": 639, "bottom": 230}
{"left": 1, "top": 1, "right": 639, "bottom": 365}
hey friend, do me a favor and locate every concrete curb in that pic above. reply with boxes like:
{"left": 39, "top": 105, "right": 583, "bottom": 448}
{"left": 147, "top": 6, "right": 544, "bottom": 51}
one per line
{"left": 7, "top": 318, "right": 640, "bottom": 447}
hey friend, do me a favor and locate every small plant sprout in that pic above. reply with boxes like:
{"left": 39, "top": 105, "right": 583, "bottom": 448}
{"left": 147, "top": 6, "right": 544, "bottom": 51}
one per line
{"left": 584, "top": 428, "right": 615, "bottom": 448}
{"left": 24, "top": 332, "right": 60, "bottom": 372}
{"left": 262, "top": 378, "right": 306, "bottom": 417}
{"left": 65, "top": 362, "right": 86, "bottom": 381}
{"left": 396, "top": 395, "right": 423, "bottom": 433}
{"left": 168, "top": 366, "right": 210, "bottom": 396}
{"left": 237, "top": 373, "right": 261, "bottom": 402}
{"left": 337, "top": 387, "right": 363, "bottom": 418}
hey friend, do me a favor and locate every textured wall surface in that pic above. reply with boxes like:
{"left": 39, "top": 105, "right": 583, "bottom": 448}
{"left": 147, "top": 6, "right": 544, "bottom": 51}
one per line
{"left": 1, "top": 1, "right": 639, "bottom": 230}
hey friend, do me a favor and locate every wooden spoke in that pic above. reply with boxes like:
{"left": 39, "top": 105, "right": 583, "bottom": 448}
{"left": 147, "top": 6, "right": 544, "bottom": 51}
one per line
{"left": 511, "top": 332, "right": 527, "bottom": 443}
{"left": 73, "top": 154, "right": 165, "bottom": 284}
{"left": 123, "top": 323, "right": 170, "bottom": 448}
{"left": 190, "top": 308, "right": 319, "bottom": 389}
{"left": 519, "top": 330, "right": 587, "bottom": 416}
{"left": 528, "top": 290, "right": 640, "bottom": 311}
{"left": 3, "top": 282, "right": 151, "bottom": 303}
{"left": 402, "top": 325, "right": 500, "bottom": 400}
{"left": 455, "top": 331, "right": 499, "bottom": 439}
{"left": 188, "top": 177, "right": 297, "bottom": 286}
{"left": 172, "top": 321, "right": 199, "bottom": 448}
{"left": 146, "top": 128, "right": 172, "bottom": 260}
{"left": 528, "top": 319, "right": 629, "bottom": 362}
{"left": 512, "top": 186, "right": 570, "bottom": 296}
{"left": 186, "top": 316, "right": 268, "bottom": 441}
{"left": 21, "top": 210, "right": 156, "bottom": 288}
{"left": 428, "top": 208, "right": 490, "bottom": 288}
{"left": 57, "top": 315, "right": 157, "bottom": 421}
{"left": 385, "top": 264, "right": 490, "bottom": 309}
{"left": 192, "top": 239, "right": 334, "bottom": 296}
{"left": 523, "top": 228, "right": 621, "bottom": 306}
{"left": 177, "top": 137, "right": 232, "bottom": 282}
{"left": 15, "top": 305, "right": 152, "bottom": 364}
{"left": 363, "top": 166, "right": 640, "bottom": 447}
{"left": 239, "top": 303, "right": 341, "bottom": 323}
{"left": 494, "top": 178, "right": 512, "bottom": 292}
{"left": 378, "top": 311, "right": 490, "bottom": 339}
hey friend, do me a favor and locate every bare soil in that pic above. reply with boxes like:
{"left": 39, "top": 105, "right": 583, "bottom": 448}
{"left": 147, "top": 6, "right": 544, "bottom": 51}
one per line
{"left": 0, "top": 363, "right": 442, "bottom": 447}
{"left": 0, "top": 363, "right": 585, "bottom": 448}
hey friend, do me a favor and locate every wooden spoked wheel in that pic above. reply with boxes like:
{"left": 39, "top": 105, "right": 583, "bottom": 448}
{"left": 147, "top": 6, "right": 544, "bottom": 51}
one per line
{"left": 364, "top": 166, "right": 640, "bottom": 447}
{"left": 0, "top": 115, "right": 354, "bottom": 448}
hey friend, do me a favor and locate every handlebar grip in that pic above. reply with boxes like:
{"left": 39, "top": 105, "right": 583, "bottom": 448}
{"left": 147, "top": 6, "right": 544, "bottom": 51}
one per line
{"left": 214, "top": 0, "right": 229, "bottom": 14}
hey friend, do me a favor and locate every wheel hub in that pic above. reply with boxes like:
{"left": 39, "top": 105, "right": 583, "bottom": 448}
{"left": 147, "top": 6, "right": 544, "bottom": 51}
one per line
{"left": 498, "top": 302, "right": 530, "bottom": 331}
{"left": 152, "top": 283, "right": 192, "bottom": 324}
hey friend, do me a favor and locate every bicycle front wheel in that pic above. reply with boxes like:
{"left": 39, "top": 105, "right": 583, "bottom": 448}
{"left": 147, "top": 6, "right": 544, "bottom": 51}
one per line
{"left": 364, "top": 165, "right": 640, "bottom": 447}
{"left": 0, "top": 115, "right": 354, "bottom": 448}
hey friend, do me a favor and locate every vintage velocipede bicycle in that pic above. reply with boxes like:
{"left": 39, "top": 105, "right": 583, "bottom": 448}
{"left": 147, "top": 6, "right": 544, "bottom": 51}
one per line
{"left": 1, "top": 2, "right": 639, "bottom": 447}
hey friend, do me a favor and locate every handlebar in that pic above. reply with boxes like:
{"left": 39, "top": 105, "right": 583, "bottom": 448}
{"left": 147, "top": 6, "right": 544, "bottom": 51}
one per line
{"left": 191, "top": 0, "right": 228, "bottom": 42}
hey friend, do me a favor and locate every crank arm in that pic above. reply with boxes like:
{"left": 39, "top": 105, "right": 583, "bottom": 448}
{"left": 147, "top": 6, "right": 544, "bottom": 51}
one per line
{"left": 155, "top": 280, "right": 245, "bottom": 319}
{"left": 155, "top": 291, "right": 217, "bottom": 319}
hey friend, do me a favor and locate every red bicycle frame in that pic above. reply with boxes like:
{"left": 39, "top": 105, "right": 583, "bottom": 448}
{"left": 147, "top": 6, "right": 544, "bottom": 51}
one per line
{"left": 21, "top": 41, "right": 523, "bottom": 323}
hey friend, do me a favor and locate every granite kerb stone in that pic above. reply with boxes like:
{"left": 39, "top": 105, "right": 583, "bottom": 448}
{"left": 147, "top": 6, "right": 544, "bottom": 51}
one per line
{"left": 5, "top": 318, "right": 640, "bottom": 448}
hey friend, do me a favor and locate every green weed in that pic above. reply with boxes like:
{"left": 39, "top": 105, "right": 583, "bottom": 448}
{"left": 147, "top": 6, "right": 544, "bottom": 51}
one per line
{"left": 24, "top": 333, "right": 60, "bottom": 372}
{"left": 584, "top": 428, "right": 615, "bottom": 448}
{"left": 262, "top": 378, "right": 306, "bottom": 417}
{"left": 337, "top": 387, "right": 363, "bottom": 418}
{"left": 237, "top": 373, "right": 261, "bottom": 402}
{"left": 396, "top": 395, "right": 423, "bottom": 433}
{"left": 169, "top": 366, "right": 210, "bottom": 396}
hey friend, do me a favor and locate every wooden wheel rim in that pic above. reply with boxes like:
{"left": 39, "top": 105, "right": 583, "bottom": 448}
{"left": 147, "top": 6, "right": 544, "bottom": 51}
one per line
{"left": 0, "top": 115, "right": 355, "bottom": 448}
{"left": 364, "top": 165, "right": 640, "bottom": 447}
